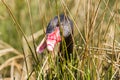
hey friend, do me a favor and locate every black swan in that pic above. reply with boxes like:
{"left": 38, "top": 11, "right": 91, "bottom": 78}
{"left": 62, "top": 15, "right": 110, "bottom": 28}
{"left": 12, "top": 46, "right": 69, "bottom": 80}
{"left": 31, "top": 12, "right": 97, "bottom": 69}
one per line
{"left": 36, "top": 14, "right": 73, "bottom": 60}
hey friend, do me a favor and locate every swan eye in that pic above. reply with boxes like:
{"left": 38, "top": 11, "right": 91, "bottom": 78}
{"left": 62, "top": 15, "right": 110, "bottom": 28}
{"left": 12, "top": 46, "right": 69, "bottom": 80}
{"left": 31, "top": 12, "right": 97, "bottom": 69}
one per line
{"left": 56, "top": 24, "right": 59, "bottom": 27}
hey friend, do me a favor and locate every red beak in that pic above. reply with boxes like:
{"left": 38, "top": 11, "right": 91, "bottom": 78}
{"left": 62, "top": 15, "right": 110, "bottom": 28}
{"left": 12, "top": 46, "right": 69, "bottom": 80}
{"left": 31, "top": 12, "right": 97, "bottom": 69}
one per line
{"left": 36, "top": 27, "right": 61, "bottom": 53}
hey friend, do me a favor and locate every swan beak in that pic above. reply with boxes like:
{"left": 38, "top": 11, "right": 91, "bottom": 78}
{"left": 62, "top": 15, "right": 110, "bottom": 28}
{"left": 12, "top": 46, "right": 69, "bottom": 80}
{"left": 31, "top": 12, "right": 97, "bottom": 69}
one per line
{"left": 36, "top": 27, "right": 61, "bottom": 53}
{"left": 36, "top": 37, "right": 47, "bottom": 53}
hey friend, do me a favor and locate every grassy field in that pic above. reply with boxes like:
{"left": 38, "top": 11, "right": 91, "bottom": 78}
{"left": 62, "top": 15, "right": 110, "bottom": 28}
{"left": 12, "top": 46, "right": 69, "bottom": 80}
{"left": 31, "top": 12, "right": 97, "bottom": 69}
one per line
{"left": 0, "top": 0, "right": 120, "bottom": 80}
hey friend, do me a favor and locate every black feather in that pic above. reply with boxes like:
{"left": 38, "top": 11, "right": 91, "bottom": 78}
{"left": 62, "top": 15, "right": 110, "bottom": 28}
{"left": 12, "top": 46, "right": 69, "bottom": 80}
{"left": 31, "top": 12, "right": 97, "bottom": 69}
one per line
{"left": 46, "top": 14, "right": 73, "bottom": 60}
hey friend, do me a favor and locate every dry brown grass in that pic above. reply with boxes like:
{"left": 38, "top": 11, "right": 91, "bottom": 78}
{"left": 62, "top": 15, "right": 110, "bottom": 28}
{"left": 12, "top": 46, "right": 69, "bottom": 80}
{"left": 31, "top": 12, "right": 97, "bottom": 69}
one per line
{"left": 0, "top": 0, "right": 120, "bottom": 80}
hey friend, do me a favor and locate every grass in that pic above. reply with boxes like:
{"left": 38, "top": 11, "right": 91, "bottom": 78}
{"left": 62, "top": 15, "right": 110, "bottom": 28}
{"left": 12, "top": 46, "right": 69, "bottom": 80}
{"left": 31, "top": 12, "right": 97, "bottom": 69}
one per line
{"left": 0, "top": 0, "right": 120, "bottom": 80}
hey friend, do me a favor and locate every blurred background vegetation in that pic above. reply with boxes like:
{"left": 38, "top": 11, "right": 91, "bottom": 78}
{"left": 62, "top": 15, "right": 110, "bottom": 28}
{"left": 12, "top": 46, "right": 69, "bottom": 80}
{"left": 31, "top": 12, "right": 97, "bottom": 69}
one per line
{"left": 0, "top": 0, "right": 120, "bottom": 80}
